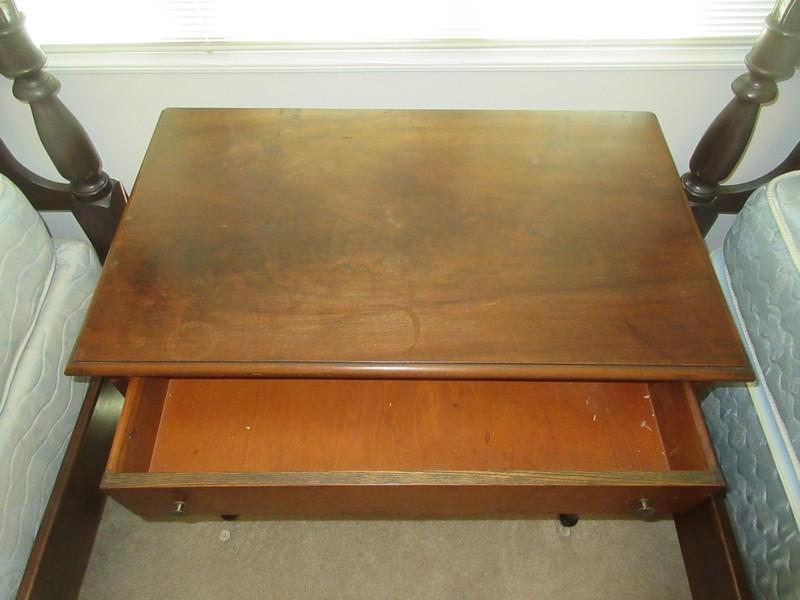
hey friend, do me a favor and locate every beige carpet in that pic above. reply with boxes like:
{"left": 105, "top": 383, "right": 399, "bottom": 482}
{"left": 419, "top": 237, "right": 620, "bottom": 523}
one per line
{"left": 80, "top": 500, "right": 691, "bottom": 599}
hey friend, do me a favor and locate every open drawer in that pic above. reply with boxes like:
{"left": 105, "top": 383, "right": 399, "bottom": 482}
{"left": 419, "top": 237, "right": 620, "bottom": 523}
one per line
{"left": 102, "top": 378, "right": 723, "bottom": 519}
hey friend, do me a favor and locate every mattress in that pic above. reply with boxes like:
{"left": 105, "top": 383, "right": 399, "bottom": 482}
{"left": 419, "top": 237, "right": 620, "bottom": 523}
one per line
{"left": 704, "top": 170, "right": 800, "bottom": 600}
{"left": 0, "top": 226, "right": 100, "bottom": 597}
{"left": 0, "top": 175, "right": 54, "bottom": 399}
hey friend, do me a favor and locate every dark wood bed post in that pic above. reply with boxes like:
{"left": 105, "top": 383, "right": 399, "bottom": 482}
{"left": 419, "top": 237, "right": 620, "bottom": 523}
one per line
{"left": 682, "top": 0, "right": 800, "bottom": 235}
{"left": 0, "top": 5, "right": 125, "bottom": 599}
{"left": 0, "top": 1, "right": 124, "bottom": 261}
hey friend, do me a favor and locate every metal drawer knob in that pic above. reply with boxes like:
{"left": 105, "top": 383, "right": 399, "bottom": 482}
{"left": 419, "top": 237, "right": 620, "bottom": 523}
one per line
{"left": 172, "top": 500, "right": 186, "bottom": 515}
{"left": 636, "top": 497, "right": 657, "bottom": 520}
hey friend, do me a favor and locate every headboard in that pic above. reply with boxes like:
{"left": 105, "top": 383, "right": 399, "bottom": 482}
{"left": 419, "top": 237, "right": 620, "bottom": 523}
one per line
{"left": 0, "top": 1, "right": 124, "bottom": 261}
{"left": 681, "top": 0, "right": 800, "bottom": 235}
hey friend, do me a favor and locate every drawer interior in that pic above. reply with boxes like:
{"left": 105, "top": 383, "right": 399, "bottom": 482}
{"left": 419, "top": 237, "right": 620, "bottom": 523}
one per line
{"left": 107, "top": 378, "right": 716, "bottom": 476}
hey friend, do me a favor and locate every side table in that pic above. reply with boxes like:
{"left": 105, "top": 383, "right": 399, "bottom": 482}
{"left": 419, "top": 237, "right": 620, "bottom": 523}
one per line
{"left": 67, "top": 108, "right": 750, "bottom": 520}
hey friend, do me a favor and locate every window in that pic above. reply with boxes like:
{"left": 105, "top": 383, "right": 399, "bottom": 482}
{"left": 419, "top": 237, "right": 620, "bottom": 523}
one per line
{"left": 21, "top": 0, "right": 774, "bottom": 47}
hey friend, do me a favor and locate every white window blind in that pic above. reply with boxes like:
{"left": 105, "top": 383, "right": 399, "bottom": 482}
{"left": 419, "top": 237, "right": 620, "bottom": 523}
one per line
{"left": 21, "top": 0, "right": 774, "bottom": 47}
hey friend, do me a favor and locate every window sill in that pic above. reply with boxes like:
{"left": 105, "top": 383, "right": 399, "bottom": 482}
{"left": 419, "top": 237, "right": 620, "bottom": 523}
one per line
{"left": 41, "top": 40, "right": 754, "bottom": 73}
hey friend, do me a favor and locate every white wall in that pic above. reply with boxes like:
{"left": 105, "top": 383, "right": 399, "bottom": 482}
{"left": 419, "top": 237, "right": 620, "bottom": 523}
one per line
{"left": 2, "top": 67, "right": 799, "bottom": 249}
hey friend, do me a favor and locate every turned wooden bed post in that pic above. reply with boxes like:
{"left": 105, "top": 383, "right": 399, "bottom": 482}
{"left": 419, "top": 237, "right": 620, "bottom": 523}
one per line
{"left": 682, "top": 0, "right": 800, "bottom": 235}
{"left": 0, "top": 1, "right": 124, "bottom": 260}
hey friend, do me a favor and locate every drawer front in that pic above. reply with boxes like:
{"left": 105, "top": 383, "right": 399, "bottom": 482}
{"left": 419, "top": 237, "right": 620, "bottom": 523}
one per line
{"left": 103, "top": 378, "right": 723, "bottom": 520}
{"left": 102, "top": 471, "right": 723, "bottom": 520}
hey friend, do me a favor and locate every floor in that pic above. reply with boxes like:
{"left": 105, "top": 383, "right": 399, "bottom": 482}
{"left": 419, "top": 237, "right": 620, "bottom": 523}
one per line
{"left": 79, "top": 499, "right": 692, "bottom": 599}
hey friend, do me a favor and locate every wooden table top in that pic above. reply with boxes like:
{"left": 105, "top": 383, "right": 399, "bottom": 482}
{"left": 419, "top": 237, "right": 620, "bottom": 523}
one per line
{"left": 68, "top": 108, "right": 750, "bottom": 381}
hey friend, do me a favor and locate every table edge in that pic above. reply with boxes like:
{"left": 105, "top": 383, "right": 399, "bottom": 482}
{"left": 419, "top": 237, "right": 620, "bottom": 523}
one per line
{"left": 65, "top": 359, "right": 754, "bottom": 382}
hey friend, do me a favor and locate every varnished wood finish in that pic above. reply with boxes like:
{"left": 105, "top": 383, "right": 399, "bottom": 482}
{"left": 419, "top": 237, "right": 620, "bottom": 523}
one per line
{"left": 68, "top": 109, "right": 749, "bottom": 382}
{"left": 676, "top": 496, "right": 753, "bottom": 600}
{"left": 650, "top": 382, "right": 717, "bottom": 471}
{"left": 0, "top": 138, "right": 72, "bottom": 210}
{"left": 682, "top": 1, "right": 800, "bottom": 234}
{"left": 104, "top": 470, "right": 722, "bottom": 488}
{"left": 0, "top": 11, "right": 111, "bottom": 202}
{"left": 102, "top": 471, "right": 721, "bottom": 520}
{"left": 106, "top": 378, "right": 168, "bottom": 473}
{"left": 66, "top": 361, "right": 751, "bottom": 383}
{"left": 102, "top": 378, "right": 723, "bottom": 519}
{"left": 716, "top": 140, "right": 800, "bottom": 214}
{"left": 0, "top": 135, "right": 126, "bottom": 263}
{"left": 111, "top": 379, "right": 669, "bottom": 473}
{"left": 16, "top": 380, "right": 123, "bottom": 600}
{"left": 0, "top": 9, "right": 125, "bottom": 261}
{"left": 67, "top": 181, "right": 127, "bottom": 263}
{"left": 0, "top": 135, "right": 126, "bottom": 259}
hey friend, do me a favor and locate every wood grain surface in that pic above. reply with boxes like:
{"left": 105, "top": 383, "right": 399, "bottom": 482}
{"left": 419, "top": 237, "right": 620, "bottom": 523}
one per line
{"left": 101, "top": 471, "right": 722, "bottom": 519}
{"left": 108, "top": 379, "right": 674, "bottom": 474}
{"left": 650, "top": 382, "right": 717, "bottom": 471}
{"left": 105, "top": 377, "right": 168, "bottom": 473}
{"left": 105, "top": 379, "right": 720, "bottom": 483}
{"left": 676, "top": 496, "right": 753, "bottom": 600}
{"left": 68, "top": 109, "right": 749, "bottom": 381}
{"left": 102, "top": 377, "right": 723, "bottom": 519}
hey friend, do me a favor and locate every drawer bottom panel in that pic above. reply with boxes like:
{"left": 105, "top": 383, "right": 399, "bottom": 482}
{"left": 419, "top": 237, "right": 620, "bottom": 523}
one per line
{"left": 102, "top": 378, "right": 723, "bottom": 519}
